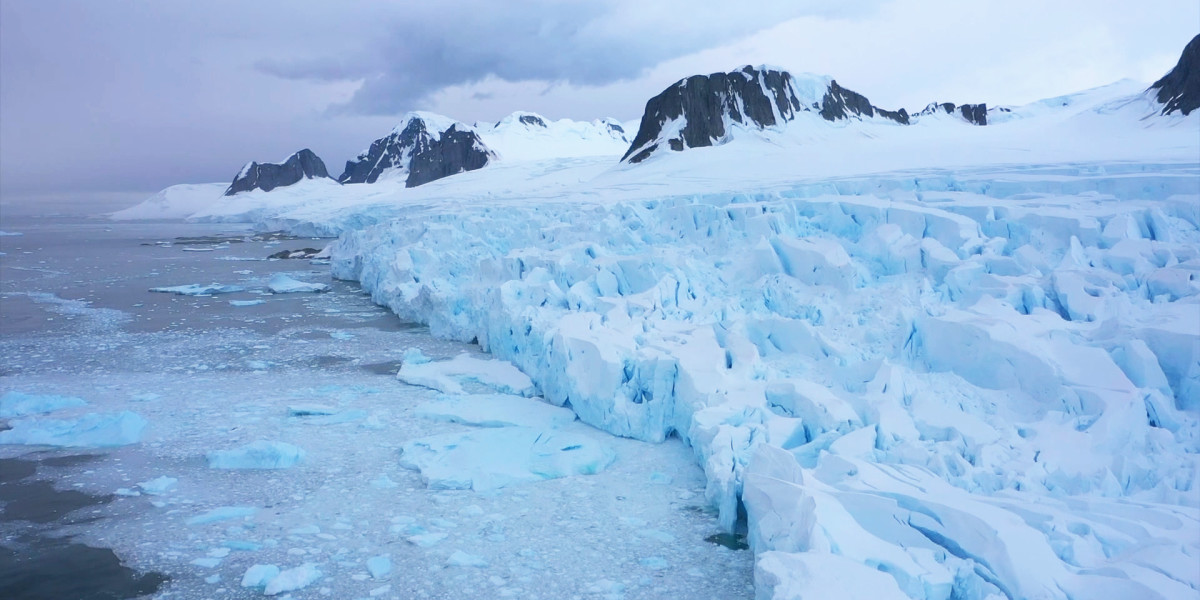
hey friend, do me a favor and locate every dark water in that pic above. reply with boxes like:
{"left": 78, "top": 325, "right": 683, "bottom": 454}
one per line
{"left": 0, "top": 456, "right": 166, "bottom": 600}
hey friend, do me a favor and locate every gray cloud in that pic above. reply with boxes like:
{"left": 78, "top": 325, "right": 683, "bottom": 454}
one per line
{"left": 251, "top": 0, "right": 876, "bottom": 115}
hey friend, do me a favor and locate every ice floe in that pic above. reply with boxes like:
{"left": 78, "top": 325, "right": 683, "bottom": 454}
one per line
{"left": 267, "top": 273, "right": 329, "bottom": 293}
{"left": 399, "top": 426, "right": 616, "bottom": 490}
{"left": 0, "top": 411, "right": 146, "bottom": 447}
{"left": 0, "top": 391, "right": 87, "bottom": 418}
{"left": 149, "top": 283, "right": 246, "bottom": 296}
{"left": 414, "top": 393, "right": 576, "bottom": 429}
{"left": 207, "top": 440, "right": 305, "bottom": 469}
{"left": 398, "top": 352, "right": 536, "bottom": 396}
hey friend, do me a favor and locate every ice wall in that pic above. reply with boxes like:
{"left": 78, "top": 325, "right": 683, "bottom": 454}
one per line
{"left": 329, "top": 162, "right": 1200, "bottom": 599}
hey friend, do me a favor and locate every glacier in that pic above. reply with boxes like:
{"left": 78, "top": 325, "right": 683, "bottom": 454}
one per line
{"left": 108, "top": 70, "right": 1199, "bottom": 599}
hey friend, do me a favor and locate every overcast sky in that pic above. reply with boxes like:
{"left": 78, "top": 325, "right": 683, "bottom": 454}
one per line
{"left": 1, "top": 0, "right": 1195, "bottom": 202}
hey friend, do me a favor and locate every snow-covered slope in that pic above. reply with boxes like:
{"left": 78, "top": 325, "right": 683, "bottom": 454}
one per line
{"left": 132, "top": 40, "right": 1200, "bottom": 600}
{"left": 474, "top": 111, "right": 630, "bottom": 162}
{"left": 110, "top": 183, "right": 227, "bottom": 220}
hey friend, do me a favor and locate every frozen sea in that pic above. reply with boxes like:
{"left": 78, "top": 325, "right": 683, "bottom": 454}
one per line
{"left": 0, "top": 213, "right": 753, "bottom": 600}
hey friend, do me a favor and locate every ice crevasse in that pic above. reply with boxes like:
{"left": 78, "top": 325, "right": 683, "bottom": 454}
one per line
{"left": 328, "top": 163, "right": 1200, "bottom": 600}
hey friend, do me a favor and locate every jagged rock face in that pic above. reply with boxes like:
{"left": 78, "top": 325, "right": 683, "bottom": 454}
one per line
{"left": 821, "top": 80, "right": 910, "bottom": 124}
{"left": 622, "top": 66, "right": 803, "bottom": 163}
{"left": 339, "top": 117, "right": 495, "bottom": 188}
{"left": 224, "top": 149, "right": 331, "bottom": 196}
{"left": 1150, "top": 34, "right": 1200, "bottom": 116}
{"left": 918, "top": 102, "right": 988, "bottom": 125}
{"left": 622, "top": 67, "right": 915, "bottom": 163}
{"left": 406, "top": 125, "right": 495, "bottom": 188}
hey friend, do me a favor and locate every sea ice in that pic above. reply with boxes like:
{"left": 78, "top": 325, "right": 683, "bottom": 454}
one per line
{"left": 264, "top": 563, "right": 322, "bottom": 596}
{"left": 0, "top": 411, "right": 146, "bottom": 447}
{"left": 0, "top": 391, "right": 87, "bottom": 418}
{"left": 230, "top": 299, "right": 265, "bottom": 307}
{"left": 187, "top": 506, "right": 257, "bottom": 525}
{"left": 137, "top": 476, "right": 178, "bottom": 495}
{"left": 207, "top": 440, "right": 305, "bottom": 469}
{"left": 446, "top": 550, "right": 487, "bottom": 568}
{"left": 149, "top": 283, "right": 245, "bottom": 295}
{"left": 267, "top": 273, "right": 329, "bottom": 293}
{"left": 399, "top": 426, "right": 616, "bottom": 490}
{"left": 366, "top": 554, "right": 391, "bottom": 579}
{"left": 241, "top": 564, "right": 281, "bottom": 589}
{"left": 398, "top": 353, "right": 536, "bottom": 396}
{"left": 414, "top": 393, "right": 576, "bottom": 429}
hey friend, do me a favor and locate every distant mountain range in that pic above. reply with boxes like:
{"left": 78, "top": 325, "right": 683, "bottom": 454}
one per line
{"left": 219, "top": 34, "right": 1197, "bottom": 195}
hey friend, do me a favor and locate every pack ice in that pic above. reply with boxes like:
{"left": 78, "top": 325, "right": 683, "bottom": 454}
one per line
{"left": 157, "top": 51, "right": 1199, "bottom": 600}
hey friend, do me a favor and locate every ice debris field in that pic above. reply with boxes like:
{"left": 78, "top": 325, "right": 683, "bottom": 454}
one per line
{"left": 43, "top": 70, "right": 1200, "bottom": 598}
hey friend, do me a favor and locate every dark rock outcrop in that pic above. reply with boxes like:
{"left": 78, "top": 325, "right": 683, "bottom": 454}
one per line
{"left": 1150, "top": 34, "right": 1200, "bottom": 116}
{"left": 406, "top": 125, "right": 495, "bottom": 188}
{"left": 821, "top": 80, "right": 909, "bottom": 124}
{"left": 621, "top": 66, "right": 911, "bottom": 163}
{"left": 224, "top": 149, "right": 332, "bottom": 196}
{"left": 917, "top": 102, "right": 988, "bottom": 125}
{"left": 338, "top": 114, "right": 496, "bottom": 188}
{"left": 518, "top": 114, "right": 547, "bottom": 127}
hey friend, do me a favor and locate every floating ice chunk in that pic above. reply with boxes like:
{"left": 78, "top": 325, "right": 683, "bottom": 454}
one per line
{"left": 403, "top": 348, "right": 431, "bottom": 365}
{"left": 639, "top": 557, "right": 669, "bottom": 570}
{"left": 366, "top": 554, "right": 391, "bottom": 579}
{"left": 230, "top": 299, "right": 265, "bottom": 307}
{"left": 446, "top": 550, "right": 487, "bottom": 568}
{"left": 267, "top": 273, "right": 329, "bottom": 293}
{"left": 399, "top": 353, "right": 536, "bottom": 396}
{"left": 207, "top": 441, "right": 305, "bottom": 469}
{"left": 241, "top": 564, "right": 281, "bottom": 589}
{"left": 415, "top": 394, "right": 575, "bottom": 429}
{"left": 191, "top": 557, "right": 221, "bottom": 568}
{"left": 399, "top": 427, "right": 615, "bottom": 491}
{"left": 0, "top": 411, "right": 146, "bottom": 447}
{"left": 149, "top": 283, "right": 245, "bottom": 295}
{"left": 0, "top": 391, "right": 87, "bottom": 418}
{"left": 370, "top": 474, "right": 399, "bottom": 489}
{"left": 264, "top": 563, "right": 322, "bottom": 596}
{"left": 0, "top": 230, "right": 23, "bottom": 236}
{"left": 138, "top": 476, "right": 178, "bottom": 495}
{"left": 407, "top": 532, "right": 448, "bottom": 547}
{"left": 755, "top": 551, "right": 909, "bottom": 600}
{"left": 188, "top": 506, "right": 257, "bottom": 525}
{"left": 224, "top": 540, "right": 263, "bottom": 551}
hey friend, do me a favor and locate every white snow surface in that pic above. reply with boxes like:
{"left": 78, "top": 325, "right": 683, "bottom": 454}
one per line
{"left": 110, "top": 183, "right": 227, "bottom": 221}
{"left": 110, "top": 80, "right": 1200, "bottom": 599}
{"left": 476, "top": 111, "right": 631, "bottom": 162}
